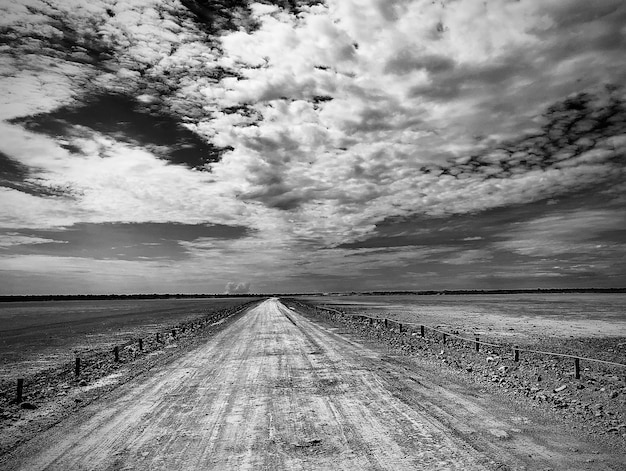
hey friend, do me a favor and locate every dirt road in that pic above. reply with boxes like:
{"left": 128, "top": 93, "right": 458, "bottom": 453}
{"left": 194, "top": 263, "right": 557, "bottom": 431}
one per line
{"left": 1, "top": 299, "right": 618, "bottom": 470}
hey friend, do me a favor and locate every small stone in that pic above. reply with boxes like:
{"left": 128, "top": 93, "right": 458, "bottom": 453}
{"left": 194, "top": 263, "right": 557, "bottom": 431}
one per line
{"left": 554, "top": 385, "right": 567, "bottom": 393}
{"left": 466, "top": 366, "right": 473, "bottom": 372}
{"left": 609, "top": 391, "right": 618, "bottom": 399}
{"left": 19, "top": 402, "right": 37, "bottom": 410}
{"left": 78, "top": 380, "right": 88, "bottom": 387}
{"left": 489, "top": 429, "right": 510, "bottom": 440}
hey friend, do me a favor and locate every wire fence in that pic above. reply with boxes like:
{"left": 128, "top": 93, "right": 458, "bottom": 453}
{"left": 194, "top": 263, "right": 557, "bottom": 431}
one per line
{"left": 310, "top": 303, "right": 626, "bottom": 376}
{"left": 7, "top": 301, "right": 257, "bottom": 405}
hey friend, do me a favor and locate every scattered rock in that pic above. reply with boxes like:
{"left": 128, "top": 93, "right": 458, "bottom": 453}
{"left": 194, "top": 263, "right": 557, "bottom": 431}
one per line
{"left": 78, "top": 380, "right": 88, "bottom": 387}
{"left": 609, "top": 391, "right": 618, "bottom": 399}
{"left": 19, "top": 402, "right": 37, "bottom": 410}
{"left": 488, "top": 429, "right": 510, "bottom": 440}
{"left": 554, "top": 385, "right": 567, "bottom": 393}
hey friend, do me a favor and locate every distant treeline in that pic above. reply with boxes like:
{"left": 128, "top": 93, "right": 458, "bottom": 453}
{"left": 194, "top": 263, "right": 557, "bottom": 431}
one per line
{"left": 0, "top": 294, "right": 263, "bottom": 303}
{"left": 1, "top": 288, "right": 624, "bottom": 302}
{"left": 306, "top": 288, "right": 626, "bottom": 296}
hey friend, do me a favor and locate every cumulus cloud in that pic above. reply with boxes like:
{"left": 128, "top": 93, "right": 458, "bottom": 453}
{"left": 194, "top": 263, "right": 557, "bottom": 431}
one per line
{"left": 225, "top": 281, "right": 251, "bottom": 294}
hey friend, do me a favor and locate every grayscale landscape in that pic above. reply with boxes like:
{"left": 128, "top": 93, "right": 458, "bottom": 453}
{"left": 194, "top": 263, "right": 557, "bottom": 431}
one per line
{"left": 1, "top": 0, "right": 625, "bottom": 469}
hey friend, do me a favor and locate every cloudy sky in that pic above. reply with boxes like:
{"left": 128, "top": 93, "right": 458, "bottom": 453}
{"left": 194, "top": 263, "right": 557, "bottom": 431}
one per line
{"left": 1, "top": 0, "right": 625, "bottom": 294}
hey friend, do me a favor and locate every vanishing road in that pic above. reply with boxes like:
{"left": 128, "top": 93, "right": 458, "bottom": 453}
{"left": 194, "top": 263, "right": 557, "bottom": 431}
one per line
{"left": 0, "top": 299, "right": 610, "bottom": 470}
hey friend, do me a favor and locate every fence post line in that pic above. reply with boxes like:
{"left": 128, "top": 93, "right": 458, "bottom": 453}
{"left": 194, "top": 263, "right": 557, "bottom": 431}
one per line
{"left": 475, "top": 337, "right": 480, "bottom": 352}
{"left": 75, "top": 357, "right": 81, "bottom": 377}
{"left": 514, "top": 347, "right": 519, "bottom": 362}
{"left": 574, "top": 358, "right": 580, "bottom": 379}
{"left": 114, "top": 346, "right": 119, "bottom": 362}
{"left": 15, "top": 378, "right": 24, "bottom": 404}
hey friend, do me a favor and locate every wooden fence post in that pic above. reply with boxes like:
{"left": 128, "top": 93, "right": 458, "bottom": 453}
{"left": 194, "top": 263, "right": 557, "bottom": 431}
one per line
{"left": 172, "top": 329, "right": 176, "bottom": 338}
{"left": 156, "top": 332, "right": 161, "bottom": 343}
{"left": 384, "top": 319, "right": 388, "bottom": 329}
{"left": 514, "top": 347, "right": 519, "bottom": 362}
{"left": 475, "top": 337, "right": 480, "bottom": 352}
{"left": 138, "top": 338, "right": 143, "bottom": 351}
{"left": 15, "top": 378, "right": 24, "bottom": 404}
{"left": 420, "top": 325, "right": 425, "bottom": 337}
{"left": 574, "top": 358, "right": 580, "bottom": 379}
{"left": 399, "top": 323, "right": 403, "bottom": 333}
{"left": 442, "top": 333, "right": 446, "bottom": 344}
{"left": 75, "top": 357, "right": 81, "bottom": 377}
{"left": 369, "top": 317, "right": 374, "bottom": 325}
{"left": 113, "top": 346, "right": 119, "bottom": 362}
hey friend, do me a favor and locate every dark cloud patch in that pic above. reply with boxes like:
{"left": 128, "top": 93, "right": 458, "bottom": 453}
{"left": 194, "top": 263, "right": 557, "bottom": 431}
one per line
{"left": 0, "top": 4, "right": 114, "bottom": 68}
{"left": 11, "top": 93, "right": 231, "bottom": 170}
{"left": 420, "top": 87, "right": 626, "bottom": 179}
{"left": 339, "top": 182, "right": 626, "bottom": 251}
{"left": 180, "top": 0, "right": 324, "bottom": 35}
{"left": 1, "top": 222, "right": 251, "bottom": 261}
{"left": 0, "top": 151, "right": 28, "bottom": 182}
{"left": 0, "top": 151, "right": 74, "bottom": 198}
